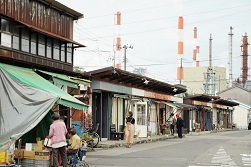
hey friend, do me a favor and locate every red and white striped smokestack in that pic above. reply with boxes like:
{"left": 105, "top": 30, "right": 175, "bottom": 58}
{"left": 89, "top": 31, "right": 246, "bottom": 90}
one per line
{"left": 193, "top": 27, "right": 200, "bottom": 67}
{"left": 196, "top": 45, "right": 200, "bottom": 67}
{"left": 114, "top": 11, "right": 121, "bottom": 69}
{"left": 177, "top": 16, "right": 184, "bottom": 81}
{"left": 193, "top": 27, "right": 197, "bottom": 67}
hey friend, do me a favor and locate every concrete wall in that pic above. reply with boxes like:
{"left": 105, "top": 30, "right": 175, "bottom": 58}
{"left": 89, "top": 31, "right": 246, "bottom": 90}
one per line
{"left": 183, "top": 66, "right": 226, "bottom": 95}
{"left": 233, "top": 105, "right": 249, "bottom": 129}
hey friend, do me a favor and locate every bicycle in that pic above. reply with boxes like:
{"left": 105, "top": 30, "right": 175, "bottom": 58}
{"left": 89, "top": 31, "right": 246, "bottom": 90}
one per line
{"left": 81, "top": 123, "right": 100, "bottom": 148}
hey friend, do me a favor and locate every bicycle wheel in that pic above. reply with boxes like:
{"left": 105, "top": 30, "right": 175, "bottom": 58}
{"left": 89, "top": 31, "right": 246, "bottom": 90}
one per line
{"left": 88, "top": 132, "right": 100, "bottom": 148}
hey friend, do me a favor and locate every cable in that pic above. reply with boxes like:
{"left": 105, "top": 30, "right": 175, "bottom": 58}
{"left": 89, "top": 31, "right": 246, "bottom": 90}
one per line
{"left": 82, "top": 2, "right": 251, "bottom": 28}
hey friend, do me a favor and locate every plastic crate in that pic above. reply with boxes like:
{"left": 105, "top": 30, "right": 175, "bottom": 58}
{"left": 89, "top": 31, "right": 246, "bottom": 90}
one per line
{"left": 35, "top": 159, "right": 50, "bottom": 167}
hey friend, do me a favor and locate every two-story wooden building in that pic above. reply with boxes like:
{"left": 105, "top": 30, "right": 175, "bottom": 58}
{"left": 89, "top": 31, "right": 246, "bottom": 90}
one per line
{"left": 0, "top": 0, "right": 85, "bottom": 72}
{"left": 0, "top": 0, "right": 92, "bottom": 150}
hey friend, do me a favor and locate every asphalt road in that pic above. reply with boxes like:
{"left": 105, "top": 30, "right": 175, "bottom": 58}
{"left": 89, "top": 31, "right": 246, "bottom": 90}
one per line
{"left": 86, "top": 130, "right": 251, "bottom": 167}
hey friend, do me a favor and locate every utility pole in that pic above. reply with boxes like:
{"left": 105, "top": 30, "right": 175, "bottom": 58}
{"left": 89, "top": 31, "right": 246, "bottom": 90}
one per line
{"left": 123, "top": 44, "right": 133, "bottom": 71}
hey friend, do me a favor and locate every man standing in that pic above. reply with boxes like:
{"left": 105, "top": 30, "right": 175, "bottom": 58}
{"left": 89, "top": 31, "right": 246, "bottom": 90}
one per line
{"left": 176, "top": 113, "right": 184, "bottom": 139}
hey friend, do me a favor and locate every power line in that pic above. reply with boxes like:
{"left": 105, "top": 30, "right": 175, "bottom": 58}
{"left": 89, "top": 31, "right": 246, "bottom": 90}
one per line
{"left": 81, "top": 3, "right": 251, "bottom": 29}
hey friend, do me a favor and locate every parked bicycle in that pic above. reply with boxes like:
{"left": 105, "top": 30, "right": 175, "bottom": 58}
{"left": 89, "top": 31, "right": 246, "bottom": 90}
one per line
{"left": 81, "top": 123, "right": 100, "bottom": 148}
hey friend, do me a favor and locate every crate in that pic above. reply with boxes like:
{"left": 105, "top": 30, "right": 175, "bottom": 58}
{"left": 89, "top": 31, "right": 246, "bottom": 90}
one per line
{"left": 21, "top": 159, "right": 35, "bottom": 167}
{"left": 35, "top": 159, "right": 50, "bottom": 167}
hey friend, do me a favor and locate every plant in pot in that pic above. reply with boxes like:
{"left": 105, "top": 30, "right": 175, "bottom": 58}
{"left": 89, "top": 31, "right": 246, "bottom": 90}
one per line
{"left": 195, "top": 123, "right": 201, "bottom": 132}
{"left": 134, "top": 128, "right": 140, "bottom": 140}
{"left": 147, "top": 131, "right": 152, "bottom": 138}
{"left": 163, "top": 128, "right": 170, "bottom": 136}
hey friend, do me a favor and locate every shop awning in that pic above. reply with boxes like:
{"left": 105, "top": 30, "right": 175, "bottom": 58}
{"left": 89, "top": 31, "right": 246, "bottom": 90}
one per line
{"left": 70, "top": 77, "right": 91, "bottom": 87}
{"left": 37, "top": 70, "right": 79, "bottom": 89}
{"left": 0, "top": 63, "right": 88, "bottom": 110}
{"left": 163, "top": 102, "right": 196, "bottom": 110}
{"left": 0, "top": 67, "right": 57, "bottom": 151}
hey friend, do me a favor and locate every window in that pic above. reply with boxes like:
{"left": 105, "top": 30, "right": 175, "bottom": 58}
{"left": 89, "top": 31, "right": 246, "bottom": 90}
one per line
{"left": 21, "top": 29, "right": 29, "bottom": 52}
{"left": 31, "top": 33, "right": 37, "bottom": 54}
{"left": 1, "top": 19, "right": 9, "bottom": 32}
{"left": 53, "top": 39, "right": 60, "bottom": 60}
{"left": 61, "top": 43, "right": 66, "bottom": 62}
{"left": 1, "top": 19, "right": 11, "bottom": 47}
{"left": 12, "top": 27, "right": 20, "bottom": 50}
{"left": 46, "top": 38, "right": 52, "bottom": 58}
{"left": 66, "top": 43, "right": 72, "bottom": 64}
{"left": 137, "top": 104, "right": 146, "bottom": 125}
{"left": 38, "top": 34, "right": 45, "bottom": 56}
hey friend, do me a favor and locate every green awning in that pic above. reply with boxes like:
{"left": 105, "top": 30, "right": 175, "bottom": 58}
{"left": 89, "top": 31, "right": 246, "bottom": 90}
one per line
{"left": 70, "top": 77, "right": 91, "bottom": 87}
{"left": 0, "top": 63, "right": 88, "bottom": 110}
{"left": 37, "top": 70, "right": 79, "bottom": 89}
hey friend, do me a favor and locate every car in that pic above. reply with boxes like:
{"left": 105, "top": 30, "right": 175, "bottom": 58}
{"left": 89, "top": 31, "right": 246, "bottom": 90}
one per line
{"left": 248, "top": 123, "right": 251, "bottom": 130}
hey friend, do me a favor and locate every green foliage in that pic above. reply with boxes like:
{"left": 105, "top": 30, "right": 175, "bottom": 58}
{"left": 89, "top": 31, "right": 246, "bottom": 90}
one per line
{"left": 73, "top": 66, "right": 85, "bottom": 73}
{"left": 81, "top": 133, "right": 92, "bottom": 141}
{"left": 163, "top": 128, "right": 170, "bottom": 135}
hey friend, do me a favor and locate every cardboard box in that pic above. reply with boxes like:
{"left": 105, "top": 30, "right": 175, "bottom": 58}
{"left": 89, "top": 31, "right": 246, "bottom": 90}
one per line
{"left": 24, "top": 150, "right": 35, "bottom": 159}
{"left": 14, "top": 149, "right": 25, "bottom": 159}
{"left": 37, "top": 141, "right": 44, "bottom": 151}
{"left": 25, "top": 143, "right": 33, "bottom": 151}
{"left": 35, "top": 150, "right": 50, "bottom": 161}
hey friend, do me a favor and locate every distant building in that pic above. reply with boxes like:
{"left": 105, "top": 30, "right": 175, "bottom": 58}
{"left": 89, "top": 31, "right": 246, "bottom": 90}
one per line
{"left": 183, "top": 66, "right": 226, "bottom": 95}
{"left": 217, "top": 86, "right": 251, "bottom": 106}
{"left": 229, "top": 99, "right": 251, "bottom": 129}
{"left": 244, "top": 80, "right": 251, "bottom": 91}
{"left": 133, "top": 67, "right": 147, "bottom": 76}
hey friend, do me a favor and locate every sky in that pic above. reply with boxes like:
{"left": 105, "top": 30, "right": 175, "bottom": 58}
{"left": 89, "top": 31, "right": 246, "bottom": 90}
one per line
{"left": 58, "top": 0, "right": 251, "bottom": 84}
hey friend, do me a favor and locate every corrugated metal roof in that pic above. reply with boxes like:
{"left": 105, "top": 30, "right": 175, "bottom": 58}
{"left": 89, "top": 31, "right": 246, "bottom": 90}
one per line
{"left": 87, "top": 67, "right": 187, "bottom": 95}
{"left": 43, "top": 0, "right": 83, "bottom": 19}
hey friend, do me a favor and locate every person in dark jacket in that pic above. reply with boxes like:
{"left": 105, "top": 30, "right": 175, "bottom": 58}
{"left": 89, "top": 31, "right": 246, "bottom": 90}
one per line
{"left": 176, "top": 113, "right": 184, "bottom": 139}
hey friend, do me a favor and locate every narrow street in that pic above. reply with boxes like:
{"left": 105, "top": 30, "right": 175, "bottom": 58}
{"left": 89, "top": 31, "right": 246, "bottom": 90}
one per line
{"left": 86, "top": 130, "right": 251, "bottom": 167}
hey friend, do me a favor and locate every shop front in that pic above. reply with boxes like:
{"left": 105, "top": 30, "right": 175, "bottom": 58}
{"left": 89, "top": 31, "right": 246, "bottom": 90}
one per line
{"left": 212, "top": 99, "right": 239, "bottom": 129}
{"left": 0, "top": 63, "right": 88, "bottom": 165}
{"left": 184, "top": 95, "right": 218, "bottom": 132}
{"left": 88, "top": 67, "right": 187, "bottom": 140}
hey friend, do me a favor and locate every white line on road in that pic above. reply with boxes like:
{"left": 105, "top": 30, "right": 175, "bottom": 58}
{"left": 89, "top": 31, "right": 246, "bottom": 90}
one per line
{"left": 189, "top": 146, "right": 238, "bottom": 167}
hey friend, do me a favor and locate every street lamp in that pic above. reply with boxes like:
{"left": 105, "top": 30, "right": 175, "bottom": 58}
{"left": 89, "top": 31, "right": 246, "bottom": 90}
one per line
{"left": 122, "top": 44, "right": 133, "bottom": 71}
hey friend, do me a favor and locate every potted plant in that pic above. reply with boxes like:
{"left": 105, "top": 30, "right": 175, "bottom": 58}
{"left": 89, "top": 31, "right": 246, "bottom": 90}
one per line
{"left": 134, "top": 128, "right": 140, "bottom": 140}
{"left": 147, "top": 131, "right": 152, "bottom": 138}
{"left": 163, "top": 128, "right": 170, "bottom": 136}
{"left": 195, "top": 123, "right": 201, "bottom": 132}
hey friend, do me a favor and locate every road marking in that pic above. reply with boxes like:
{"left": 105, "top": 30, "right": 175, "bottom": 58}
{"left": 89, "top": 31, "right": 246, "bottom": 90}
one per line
{"left": 241, "top": 154, "right": 251, "bottom": 166}
{"left": 210, "top": 146, "right": 237, "bottom": 166}
{"left": 189, "top": 146, "right": 237, "bottom": 167}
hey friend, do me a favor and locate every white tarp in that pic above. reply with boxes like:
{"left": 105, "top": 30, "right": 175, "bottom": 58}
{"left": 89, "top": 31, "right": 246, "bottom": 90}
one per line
{"left": 0, "top": 68, "right": 57, "bottom": 151}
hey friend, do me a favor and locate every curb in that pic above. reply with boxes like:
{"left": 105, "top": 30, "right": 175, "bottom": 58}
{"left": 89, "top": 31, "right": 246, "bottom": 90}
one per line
{"left": 96, "top": 129, "right": 234, "bottom": 149}
{"left": 97, "top": 135, "right": 179, "bottom": 149}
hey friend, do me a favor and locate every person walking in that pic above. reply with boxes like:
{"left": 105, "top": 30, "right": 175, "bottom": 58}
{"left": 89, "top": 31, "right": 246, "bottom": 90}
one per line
{"left": 169, "top": 113, "right": 176, "bottom": 136}
{"left": 125, "top": 111, "right": 135, "bottom": 148}
{"left": 176, "top": 113, "right": 184, "bottom": 139}
{"left": 49, "top": 113, "right": 68, "bottom": 167}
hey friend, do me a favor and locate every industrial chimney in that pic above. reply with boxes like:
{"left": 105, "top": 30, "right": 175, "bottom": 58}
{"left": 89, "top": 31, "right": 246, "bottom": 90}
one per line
{"left": 241, "top": 33, "right": 249, "bottom": 87}
{"left": 177, "top": 16, "right": 184, "bottom": 84}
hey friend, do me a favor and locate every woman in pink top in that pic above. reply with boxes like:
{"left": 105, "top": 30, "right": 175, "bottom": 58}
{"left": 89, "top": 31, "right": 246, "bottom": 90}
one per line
{"left": 49, "top": 113, "right": 68, "bottom": 167}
